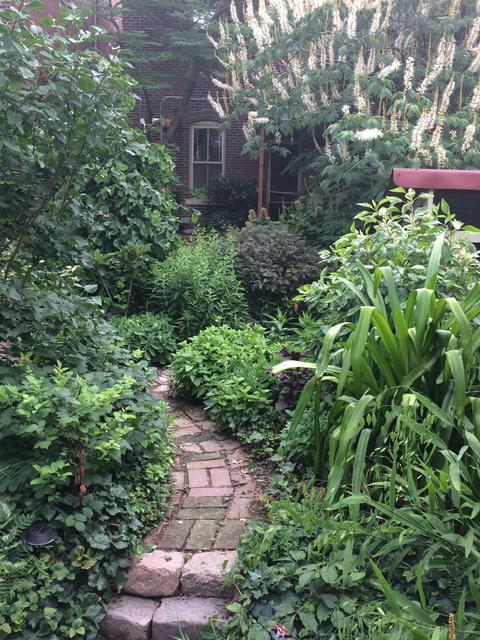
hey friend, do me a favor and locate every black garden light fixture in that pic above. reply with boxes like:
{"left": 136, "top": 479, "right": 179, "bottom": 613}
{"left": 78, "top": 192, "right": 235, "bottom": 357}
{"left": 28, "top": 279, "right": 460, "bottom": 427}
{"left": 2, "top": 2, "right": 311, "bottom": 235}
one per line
{"left": 270, "top": 623, "right": 292, "bottom": 639}
{"left": 23, "top": 522, "right": 57, "bottom": 548}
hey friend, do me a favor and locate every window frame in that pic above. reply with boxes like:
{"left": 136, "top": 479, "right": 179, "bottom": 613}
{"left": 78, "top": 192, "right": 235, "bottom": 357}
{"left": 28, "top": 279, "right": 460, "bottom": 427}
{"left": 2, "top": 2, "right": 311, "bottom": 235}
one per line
{"left": 189, "top": 122, "right": 226, "bottom": 200}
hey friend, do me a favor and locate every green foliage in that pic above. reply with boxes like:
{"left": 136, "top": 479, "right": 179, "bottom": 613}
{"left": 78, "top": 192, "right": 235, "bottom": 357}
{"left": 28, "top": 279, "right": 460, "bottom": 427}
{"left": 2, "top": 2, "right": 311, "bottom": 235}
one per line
{"left": 266, "top": 202, "right": 480, "bottom": 635}
{"left": 81, "top": 141, "right": 180, "bottom": 313}
{"left": 218, "top": 483, "right": 478, "bottom": 640}
{"left": 0, "top": 266, "right": 135, "bottom": 374}
{"left": 0, "top": 3, "right": 134, "bottom": 282}
{"left": 0, "top": 1, "right": 180, "bottom": 322}
{"left": 280, "top": 198, "right": 351, "bottom": 248}
{"left": 0, "top": 7, "right": 177, "bottom": 637}
{"left": 149, "top": 231, "right": 248, "bottom": 340}
{"left": 208, "top": 175, "right": 258, "bottom": 229}
{"left": 0, "top": 362, "right": 173, "bottom": 639}
{"left": 233, "top": 222, "right": 319, "bottom": 316}
{"left": 111, "top": 312, "right": 177, "bottom": 365}
{"left": 171, "top": 325, "right": 285, "bottom": 454}
{"left": 277, "top": 231, "right": 480, "bottom": 487}
{"left": 299, "top": 190, "right": 480, "bottom": 343}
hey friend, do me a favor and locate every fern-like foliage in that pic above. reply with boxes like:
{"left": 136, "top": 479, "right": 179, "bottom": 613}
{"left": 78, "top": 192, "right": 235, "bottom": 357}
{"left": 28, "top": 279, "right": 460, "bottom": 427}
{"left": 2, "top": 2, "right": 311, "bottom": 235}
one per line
{"left": 0, "top": 501, "right": 35, "bottom": 600}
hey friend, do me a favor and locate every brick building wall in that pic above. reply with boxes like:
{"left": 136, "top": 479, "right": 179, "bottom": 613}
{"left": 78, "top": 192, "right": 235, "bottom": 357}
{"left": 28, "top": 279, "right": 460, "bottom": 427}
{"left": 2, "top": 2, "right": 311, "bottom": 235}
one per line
{"left": 0, "top": 0, "right": 59, "bottom": 20}
{"left": 29, "top": 0, "right": 59, "bottom": 22}
{"left": 123, "top": 6, "right": 259, "bottom": 218}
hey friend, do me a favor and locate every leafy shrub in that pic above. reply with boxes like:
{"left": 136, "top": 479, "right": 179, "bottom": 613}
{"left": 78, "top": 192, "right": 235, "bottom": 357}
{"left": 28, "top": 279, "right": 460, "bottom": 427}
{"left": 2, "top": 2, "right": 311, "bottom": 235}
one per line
{"left": 0, "top": 7, "right": 176, "bottom": 638}
{"left": 149, "top": 231, "right": 248, "bottom": 339}
{"left": 171, "top": 324, "right": 277, "bottom": 398}
{"left": 0, "top": 4, "right": 135, "bottom": 285}
{"left": 171, "top": 325, "right": 286, "bottom": 454}
{"left": 233, "top": 222, "right": 319, "bottom": 315}
{"left": 299, "top": 190, "right": 480, "bottom": 333}
{"left": 280, "top": 198, "right": 351, "bottom": 248}
{"left": 111, "top": 313, "right": 176, "bottom": 365}
{"left": 208, "top": 175, "right": 257, "bottom": 229}
{"left": 204, "top": 367, "right": 279, "bottom": 451}
{"left": 81, "top": 141, "right": 180, "bottom": 314}
{"left": 0, "top": 363, "right": 173, "bottom": 639}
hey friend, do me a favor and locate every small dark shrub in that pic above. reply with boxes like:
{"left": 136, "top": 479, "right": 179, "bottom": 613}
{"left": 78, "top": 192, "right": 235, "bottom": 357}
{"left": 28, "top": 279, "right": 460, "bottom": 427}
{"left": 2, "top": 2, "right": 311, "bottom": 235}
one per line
{"left": 233, "top": 222, "right": 319, "bottom": 315}
{"left": 149, "top": 231, "right": 248, "bottom": 340}
{"left": 110, "top": 313, "right": 177, "bottom": 365}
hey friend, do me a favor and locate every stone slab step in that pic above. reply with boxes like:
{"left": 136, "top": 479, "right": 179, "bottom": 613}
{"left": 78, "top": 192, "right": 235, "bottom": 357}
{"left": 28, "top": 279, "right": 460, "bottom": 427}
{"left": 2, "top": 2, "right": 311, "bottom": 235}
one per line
{"left": 152, "top": 596, "right": 225, "bottom": 640}
{"left": 100, "top": 595, "right": 159, "bottom": 640}
{"left": 181, "top": 551, "right": 236, "bottom": 598}
{"left": 124, "top": 550, "right": 184, "bottom": 598}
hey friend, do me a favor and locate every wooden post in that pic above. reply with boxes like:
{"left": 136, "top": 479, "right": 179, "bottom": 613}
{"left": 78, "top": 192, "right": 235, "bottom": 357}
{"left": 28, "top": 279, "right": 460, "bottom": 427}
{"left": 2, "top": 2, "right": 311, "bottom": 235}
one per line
{"left": 257, "top": 127, "right": 265, "bottom": 217}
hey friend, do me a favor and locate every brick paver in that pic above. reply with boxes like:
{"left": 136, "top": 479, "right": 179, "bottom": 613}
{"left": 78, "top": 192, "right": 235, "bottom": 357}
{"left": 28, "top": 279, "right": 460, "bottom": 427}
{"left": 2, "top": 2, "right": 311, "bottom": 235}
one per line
{"left": 185, "top": 520, "right": 219, "bottom": 550}
{"left": 186, "top": 459, "right": 226, "bottom": 470}
{"left": 214, "top": 521, "right": 246, "bottom": 550}
{"left": 189, "top": 487, "right": 234, "bottom": 497}
{"left": 209, "top": 467, "right": 232, "bottom": 487}
{"left": 187, "top": 468, "right": 209, "bottom": 487}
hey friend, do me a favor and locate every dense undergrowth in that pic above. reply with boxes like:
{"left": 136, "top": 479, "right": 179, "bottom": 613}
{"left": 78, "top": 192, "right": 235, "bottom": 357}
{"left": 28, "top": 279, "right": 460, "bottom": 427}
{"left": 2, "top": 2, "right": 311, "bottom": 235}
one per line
{"left": 0, "top": 5, "right": 175, "bottom": 638}
{"left": 209, "top": 192, "right": 480, "bottom": 640}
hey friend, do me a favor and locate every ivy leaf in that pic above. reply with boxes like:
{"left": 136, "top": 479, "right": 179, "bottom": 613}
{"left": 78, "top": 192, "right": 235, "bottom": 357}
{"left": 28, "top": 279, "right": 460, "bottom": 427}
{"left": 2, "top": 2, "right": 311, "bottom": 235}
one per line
{"left": 88, "top": 532, "right": 111, "bottom": 550}
{"left": 298, "top": 610, "right": 318, "bottom": 633}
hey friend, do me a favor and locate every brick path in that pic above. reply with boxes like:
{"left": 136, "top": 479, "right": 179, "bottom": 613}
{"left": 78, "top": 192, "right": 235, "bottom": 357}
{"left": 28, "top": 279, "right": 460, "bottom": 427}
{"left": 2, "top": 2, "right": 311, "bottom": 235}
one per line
{"left": 100, "top": 369, "right": 265, "bottom": 640}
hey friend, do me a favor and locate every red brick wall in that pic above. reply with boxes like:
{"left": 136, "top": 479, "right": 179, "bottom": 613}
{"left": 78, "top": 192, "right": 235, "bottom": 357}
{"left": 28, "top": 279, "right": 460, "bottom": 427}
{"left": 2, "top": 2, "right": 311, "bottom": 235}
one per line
{"left": 29, "top": 0, "right": 59, "bottom": 22}
{"left": 123, "top": 7, "right": 259, "bottom": 211}
{"left": 0, "top": 0, "right": 59, "bottom": 24}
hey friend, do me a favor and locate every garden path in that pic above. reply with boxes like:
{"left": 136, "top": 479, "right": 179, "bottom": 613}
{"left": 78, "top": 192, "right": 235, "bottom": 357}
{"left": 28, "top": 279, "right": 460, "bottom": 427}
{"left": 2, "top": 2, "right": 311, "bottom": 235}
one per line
{"left": 100, "top": 369, "right": 266, "bottom": 640}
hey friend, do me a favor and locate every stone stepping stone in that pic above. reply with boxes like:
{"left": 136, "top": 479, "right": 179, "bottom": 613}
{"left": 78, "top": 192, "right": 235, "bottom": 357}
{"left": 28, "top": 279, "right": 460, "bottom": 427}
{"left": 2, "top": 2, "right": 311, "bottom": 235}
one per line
{"left": 152, "top": 597, "right": 225, "bottom": 640}
{"left": 159, "top": 521, "right": 193, "bottom": 549}
{"left": 214, "top": 521, "right": 246, "bottom": 550}
{"left": 124, "top": 550, "right": 184, "bottom": 598}
{"left": 101, "top": 595, "right": 159, "bottom": 640}
{"left": 181, "top": 551, "right": 236, "bottom": 598}
{"left": 185, "top": 520, "right": 219, "bottom": 550}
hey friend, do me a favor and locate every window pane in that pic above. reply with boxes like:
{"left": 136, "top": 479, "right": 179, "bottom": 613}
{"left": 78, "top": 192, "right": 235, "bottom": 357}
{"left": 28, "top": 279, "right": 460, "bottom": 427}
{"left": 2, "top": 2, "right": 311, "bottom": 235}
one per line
{"left": 208, "top": 129, "right": 222, "bottom": 162}
{"left": 193, "top": 164, "right": 208, "bottom": 190}
{"left": 194, "top": 129, "right": 208, "bottom": 162}
{"left": 207, "top": 163, "right": 223, "bottom": 189}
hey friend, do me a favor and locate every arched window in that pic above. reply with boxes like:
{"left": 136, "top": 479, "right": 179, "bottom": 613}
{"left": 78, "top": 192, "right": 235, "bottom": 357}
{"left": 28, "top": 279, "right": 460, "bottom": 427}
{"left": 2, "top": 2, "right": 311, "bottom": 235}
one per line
{"left": 190, "top": 122, "right": 225, "bottom": 192}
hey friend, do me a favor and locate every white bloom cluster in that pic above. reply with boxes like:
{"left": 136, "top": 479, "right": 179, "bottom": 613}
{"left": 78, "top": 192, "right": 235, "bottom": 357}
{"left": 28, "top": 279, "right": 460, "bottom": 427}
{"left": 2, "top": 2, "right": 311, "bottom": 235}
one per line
{"left": 436, "top": 145, "right": 448, "bottom": 167}
{"left": 471, "top": 83, "right": 480, "bottom": 111}
{"left": 342, "top": 104, "right": 351, "bottom": 116}
{"left": 337, "top": 140, "right": 351, "bottom": 163}
{"left": 462, "top": 123, "right": 476, "bottom": 153}
{"left": 403, "top": 57, "right": 415, "bottom": 93}
{"left": 419, "top": 35, "right": 456, "bottom": 94}
{"left": 378, "top": 59, "right": 401, "bottom": 80}
{"left": 355, "top": 128, "right": 384, "bottom": 141}
{"left": 208, "top": 94, "right": 226, "bottom": 119}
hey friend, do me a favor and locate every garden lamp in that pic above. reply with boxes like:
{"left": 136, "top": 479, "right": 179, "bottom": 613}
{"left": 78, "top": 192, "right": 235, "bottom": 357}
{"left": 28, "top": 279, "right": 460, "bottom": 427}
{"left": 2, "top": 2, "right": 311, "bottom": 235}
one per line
{"left": 24, "top": 522, "right": 57, "bottom": 547}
